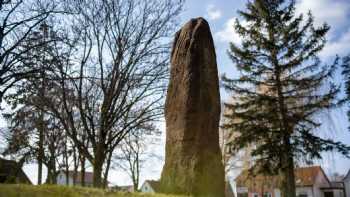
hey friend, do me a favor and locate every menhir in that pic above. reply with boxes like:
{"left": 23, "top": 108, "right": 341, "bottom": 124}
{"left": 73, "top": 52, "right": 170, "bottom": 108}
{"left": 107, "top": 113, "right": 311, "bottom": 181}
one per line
{"left": 160, "top": 17, "right": 225, "bottom": 197}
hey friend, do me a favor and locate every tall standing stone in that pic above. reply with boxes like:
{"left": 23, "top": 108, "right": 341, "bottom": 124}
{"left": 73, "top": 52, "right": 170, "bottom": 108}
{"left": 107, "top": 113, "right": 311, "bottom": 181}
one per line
{"left": 160, "top": 17, "right": 225, "bottom": 197}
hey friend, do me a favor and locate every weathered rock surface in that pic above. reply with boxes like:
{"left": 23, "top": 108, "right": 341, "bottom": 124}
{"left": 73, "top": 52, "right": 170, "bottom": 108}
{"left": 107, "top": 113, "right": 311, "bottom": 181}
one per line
{"left": 160, "top": 17, "right": 225, "bottom": 197}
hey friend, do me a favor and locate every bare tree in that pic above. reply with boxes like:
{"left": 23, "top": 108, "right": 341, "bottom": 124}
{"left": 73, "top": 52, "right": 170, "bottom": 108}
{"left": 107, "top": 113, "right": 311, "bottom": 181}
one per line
{"left": 114, "top": 123, "right": 160, "bottom": 191}
{"left": 1, "top": 0, "right": 182, "bottom": 188}
{"left": 1, "top": 18, "right": 73, "bottom": 184}
{"left": 0, "top": 0, "right": 59, "bottom": 100}
{"left": 36, "top": 0, "right": 183, "bottom": 187}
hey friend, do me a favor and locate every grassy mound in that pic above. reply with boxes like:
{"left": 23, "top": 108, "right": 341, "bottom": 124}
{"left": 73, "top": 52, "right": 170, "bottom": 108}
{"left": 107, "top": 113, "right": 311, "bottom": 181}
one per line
{"left": 0, "top": 184, "right": 184, "bottom": 197}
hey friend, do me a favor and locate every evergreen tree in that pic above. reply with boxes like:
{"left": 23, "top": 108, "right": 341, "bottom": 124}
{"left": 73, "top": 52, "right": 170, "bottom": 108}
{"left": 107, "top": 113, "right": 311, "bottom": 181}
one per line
{"left": 2, "top": 22, "right": 67, "bottom": 184}
{"left": 342, "top": 55, "right": 350, "bottom": 130}
{"left": 222, "top": 1, "right": 350, "bottom": 196}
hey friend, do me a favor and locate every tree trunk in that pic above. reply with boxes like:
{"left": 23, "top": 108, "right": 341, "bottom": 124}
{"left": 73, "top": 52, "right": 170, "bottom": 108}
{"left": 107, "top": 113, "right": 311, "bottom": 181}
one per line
{"left": 46, "top": 144, "right": 57, "bottom": 184}
{"left": 65, "top": 168, "right": 69, "bottom": 185}
{"left": 272, "top": 33, "right": 296, "bottom": 197}
{"left": 45, "top": 159, "right": 53, "bottom": 184}
{"left": 73, "top": 147, "right": 78, "bottom": 186}
{"left": 37, "top": 53, "right": 47, "bottom": 185}
{"left": 132, "top": 165, "right": 139, "bottom": 192}
{"left": 51, "top": 157, "right": 57, "bottom": 184}
{"left": 46, "top": 165, "right": 52, "bottom": 184}
{"left": 37, "top": 154, "right": 43, "bottom": 184}
{"left": 280, "top": 137, "right": 296, "bottom": 197}
{"left": 80, "top": 154, "right": 86, "bottom": 187}
{"left": 64, "top": 136, "right": 69, "bottom": 186}
{"left": 51, "top": 148, "right": 57, "bottom": 184}
{"left": 37, "top": 112, "right": 44, "bottom": 185}
{"left": 103, "top": 151, "right": 112, "bottom": 188}
{"left": 132, "top": 153, "right": 140, "bottom": 191}
{"left": 93, "top": 144, "right": 105, "bottom": 188}
{"left": 93, "top": 160, "right": 103, "bottom": 188}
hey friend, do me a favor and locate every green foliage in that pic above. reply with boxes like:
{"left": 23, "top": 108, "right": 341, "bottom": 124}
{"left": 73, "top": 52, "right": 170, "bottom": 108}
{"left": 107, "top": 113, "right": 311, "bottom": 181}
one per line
{"left": 222, "top": 0, "right": 350, "bottom": 174}
{"left": 0, "top": 184, "right": 186, "bottom": 197}
{"left": 342, "top": 55, "right": 350, "bottom": 131}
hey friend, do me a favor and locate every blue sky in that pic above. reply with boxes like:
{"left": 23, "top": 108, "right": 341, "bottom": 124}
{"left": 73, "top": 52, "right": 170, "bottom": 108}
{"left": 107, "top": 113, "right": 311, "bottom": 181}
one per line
{"left": 180, "top": 0, "right": 350, "bottom": 173}
{"left": 14, "top": 0, "right": 350, "bottom": 186}
{"left": 156, "top": 0, "right": 350, "bottom": 183}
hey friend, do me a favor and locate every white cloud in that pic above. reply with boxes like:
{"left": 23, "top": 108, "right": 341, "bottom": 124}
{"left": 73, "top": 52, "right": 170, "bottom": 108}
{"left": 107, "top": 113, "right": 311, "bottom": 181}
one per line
{"left": 215, "top": 17, "right": 245, "bottom": 45}
{"left": 215, "top": 1, "right": 350, "bottom": 60}
{"left": 320, "top": 28, "right": 350, "bottom": 59}
{"left": 206, "top": 4, "right": 222, "bottom": 20}
{"left": 295, "top": 0, "right": 350, "bottom": 29}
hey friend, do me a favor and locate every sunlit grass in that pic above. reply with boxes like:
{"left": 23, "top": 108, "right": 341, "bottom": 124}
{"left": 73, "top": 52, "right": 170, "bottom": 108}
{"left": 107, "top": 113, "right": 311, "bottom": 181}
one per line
{"left": 0, "top": 184, "right": 186, "bottom": 197}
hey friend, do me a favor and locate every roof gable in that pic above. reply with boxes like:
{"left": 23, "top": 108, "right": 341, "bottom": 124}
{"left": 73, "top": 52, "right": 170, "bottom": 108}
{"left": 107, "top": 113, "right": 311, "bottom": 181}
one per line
{"left": 295, "top": 166, "right": 329, "bottom": 186}
{"left": 147, "top": 180, "right": 160, "bottom": 192}
{"left": 141, "top": 180, "right": 160, "bottom": 192}
{"left": 344, "top": 170, "right": 350, "bottom": 181}
{"left": 235, "top": 166, "right": 329, "bottom": 188}
{"left": 0, "top": 158, "right": 32, "bottom": 184}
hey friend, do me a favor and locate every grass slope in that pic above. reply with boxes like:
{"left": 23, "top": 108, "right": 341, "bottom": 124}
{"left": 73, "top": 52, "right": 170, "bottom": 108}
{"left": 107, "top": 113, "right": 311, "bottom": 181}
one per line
{"left": 0, "top": 184, "right": 185, "bottom": 197}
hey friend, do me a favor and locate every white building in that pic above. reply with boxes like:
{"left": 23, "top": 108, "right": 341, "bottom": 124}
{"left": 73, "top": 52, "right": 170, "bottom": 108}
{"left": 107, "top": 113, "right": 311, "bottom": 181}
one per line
{"left": 109, "top": 185, "right": 134, "bottom": 192}
{"left": 139, "top": 179, "right": 234, "bottom": 197}
{"left": 56, "top": 170, "right": 94, "bottom": 187}
{"left": 140, "top": 180, "right": 160, "bottom": 193}
{"left": 235, "top": 166, "right": 345, "bottom": 197}
{"left": 343, "top": 170, "right": 350, "bottom": 197}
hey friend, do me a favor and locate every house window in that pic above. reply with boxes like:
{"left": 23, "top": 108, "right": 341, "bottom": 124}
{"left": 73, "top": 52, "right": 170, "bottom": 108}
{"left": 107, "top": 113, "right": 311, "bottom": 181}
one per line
{"left": 324, "top": 191, "right": 334, "bottom": 197}
{"left": 298, "top": 194, "right": 308, "bottom": 197}
{"left": 252, "top": 193, "right": 259, "bottom": 197}
{"left": 263, "top": 192, "right": 272, "bottom": 197}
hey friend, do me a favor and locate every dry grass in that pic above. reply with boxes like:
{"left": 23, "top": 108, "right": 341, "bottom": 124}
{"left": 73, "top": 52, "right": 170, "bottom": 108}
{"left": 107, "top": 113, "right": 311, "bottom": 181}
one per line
{"left": 0, "top": 184, "right": 186, "bottom": 197}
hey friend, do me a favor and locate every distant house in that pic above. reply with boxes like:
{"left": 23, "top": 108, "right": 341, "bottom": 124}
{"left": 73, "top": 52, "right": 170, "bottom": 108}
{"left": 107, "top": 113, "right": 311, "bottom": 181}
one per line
{"left": 56, "top": 170, "right": 94, "bottom": 187}
{"left": 235, "top": 166, "right": 344, "bottom": 197}
{"left": 0, "top": 158, "right": 32, "bottom": 184}
{"left": 342, "top": 170, "right": 350, "bottom": 197}
{"left": 110, "top": 185, "right": 134, "bottom": 192}
{"left": 327, "top": 181, "right": 345, "bottom": 197}
{"left": 225, "top": 181, "right": 235, "bottom": 197}
{"left": 140, "top": 180, "right": 234, "bottom": 197}
{"left": 140, "top": 180, "right": 160, "bottom": 193}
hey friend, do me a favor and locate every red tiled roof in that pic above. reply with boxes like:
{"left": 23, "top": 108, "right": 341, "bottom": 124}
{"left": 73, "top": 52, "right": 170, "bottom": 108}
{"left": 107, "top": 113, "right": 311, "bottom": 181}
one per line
{"left": 236, "top": 166, "right": 329, "bottom": 188}
{"left": 295, "top": 166, "right": 326, "bottom": 186}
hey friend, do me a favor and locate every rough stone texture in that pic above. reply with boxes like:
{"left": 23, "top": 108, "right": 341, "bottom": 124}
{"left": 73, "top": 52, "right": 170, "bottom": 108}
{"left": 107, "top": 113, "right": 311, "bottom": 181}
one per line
{"left": 160, "top": 17, "right": 225, "bottom": 197}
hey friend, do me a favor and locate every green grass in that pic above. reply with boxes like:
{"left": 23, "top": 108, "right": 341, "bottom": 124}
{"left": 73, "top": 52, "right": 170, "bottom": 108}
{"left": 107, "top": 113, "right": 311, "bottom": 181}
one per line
{"left": 0, "top": 184, "right": 185, "bottom": 197}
